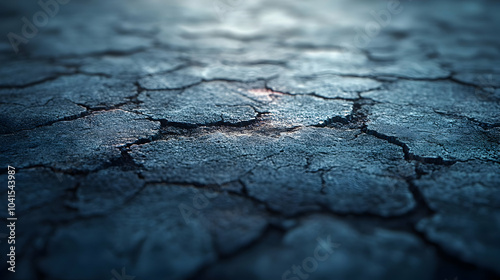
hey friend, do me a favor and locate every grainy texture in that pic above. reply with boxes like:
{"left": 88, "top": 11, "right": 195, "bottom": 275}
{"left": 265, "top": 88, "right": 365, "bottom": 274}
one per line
{"left": 0, "top": 0, "right": 499, "bottom": 279}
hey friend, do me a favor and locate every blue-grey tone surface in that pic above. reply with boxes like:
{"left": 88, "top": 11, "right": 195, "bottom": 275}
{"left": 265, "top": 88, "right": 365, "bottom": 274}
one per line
{"left": 0, "top": 0, "right": 499, "bottom": 279}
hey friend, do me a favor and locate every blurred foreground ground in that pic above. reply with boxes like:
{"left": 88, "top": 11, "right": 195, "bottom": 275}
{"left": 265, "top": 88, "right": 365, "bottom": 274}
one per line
{"left": 0, "top": 0, "right": 499, "bottom": 279}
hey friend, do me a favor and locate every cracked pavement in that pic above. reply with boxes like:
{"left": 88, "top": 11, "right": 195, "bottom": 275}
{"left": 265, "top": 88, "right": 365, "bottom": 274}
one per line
{"left": 0, "top": 0, "right": 499, "bottom": 279}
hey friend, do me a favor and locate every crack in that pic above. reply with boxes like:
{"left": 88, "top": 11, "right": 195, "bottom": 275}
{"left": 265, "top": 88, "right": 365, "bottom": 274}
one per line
{"left": 267, "top": 69, "right": 453, "bottom": 83}
{"left": 405, "top": 171, "right": 435, "bottom": 219}
{"left": 234, "top": 59, "right": 289, "bottom": 67}
{"left": 0, "top": 76, "right": 158, "bottom": 135}
{"left": 139, "top": 77, "right": 274, "bottom": 92}
{"left": 0, "top": 111, "right": 91, "bottom": 136}
{"left": 263, "top": 80, "right": 361, "bottom": 102}
{"left": 0, "top": 104, "right": 125, "bottom": 135}
{"left": 156, "top": 113, "right": 265, "bottom": 129}
{"left": 39, "top": 46, "right": 151, "bottom": 60}
{"left": 185, "top": 201, "right": 494, "bottom": 280}
{"left": 454, "top": 157, "right": 500, "bottom": 165}
{"left": 180, "top": 30, "right": 268, "bottom": 43}
{"left": 308, "top": 95, "right": 459, "bottom": 166}
{"left": 113, "top": 25, "right": 159, "bottom": 38}
{"left": 122, "top": 111, "right": 305, "bottom": 143}
{"left": 433, "top": 109, "right": 500, "bottom": 130}
{"left": 0, "top": 69, "right": 129, "bottom": 90}
{"left": 449, "top": 74, "right": 500, "bottom": 93}
{"left": 312, "top": 96, "right": 371, "bottom": 129}
{"left": 0, "top": 75, "right": 64, "bottom": 90}
{"left": 137, "top": 62, "right": 194, "bottom": 80}
{"left": 18, "top": 164, "right": 91, "bottom": 176}
{"left": 74, "top": 69, "right": 113, "bottom": 79}
{"left": 319, "top": 172, "right": 327, "bottom": 194}
{"left": 185, "top": 225, "right": 286, "bottom": 280}
{"left": 363, "top": 127, "right": 456, "bottom": 165}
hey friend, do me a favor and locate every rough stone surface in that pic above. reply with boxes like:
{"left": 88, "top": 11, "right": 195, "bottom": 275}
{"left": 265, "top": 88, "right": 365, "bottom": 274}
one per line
{"left": 415, "top": 161, "right": 500, "bottom": 274}
{"left": 0, "top": 110, "right": 160, "bottom": 170}
{"left": 199, "top": 215, "right": 437, "bottom": 280}
{"left": 135, "top": 82, "right": 259, "bottom": 126}
{"left": 267, "top": 74, "right": 382, "bottom": 99}
{"left": 139, "top": 72, "right": 203, "bottom": 90}
{"left": 36, "top": 184, "right": 267, "bottom": 280}
{"left": 362, "top": 80, "right": 500, "bottom": 123}
{"left": 240, "top": 128, "right": 415, "bottom": 217}
{"left": 78, "top": 50, "right": 186, "bottom": 78}
{"left": 0, "top": 0, "right": 499, "bottom": 279}
{"left": 0, "top": 75, "right": 138, "bottom": 133}
{"left": 365, "top": 103, "right": 499, "bottom": 162}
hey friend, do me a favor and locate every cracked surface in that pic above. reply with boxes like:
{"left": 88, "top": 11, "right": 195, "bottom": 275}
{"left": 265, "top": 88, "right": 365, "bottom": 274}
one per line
{"left": 415, "top": 161, "right": 500, "bottom": 274}
{"left": 268, "top": 74, "right": 382, "bottom": 99}
{"left": 0, "top": 110, "right": 160, "bottom": 170}
{"left": 200, "top": 215, "right": 437, "bottom": 280}
{"left": 0, "top": 0, "right": 499, "bottom": 279}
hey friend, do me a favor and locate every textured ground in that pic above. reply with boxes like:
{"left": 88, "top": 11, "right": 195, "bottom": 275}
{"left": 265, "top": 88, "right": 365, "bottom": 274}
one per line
{"left": 0, "top": 0, "right": 499, "bottom": 279}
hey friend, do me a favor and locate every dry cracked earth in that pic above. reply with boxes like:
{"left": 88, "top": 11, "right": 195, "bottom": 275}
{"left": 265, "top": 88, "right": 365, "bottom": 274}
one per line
{"left": 0, "top": 0, "right": 499, "bottom": 279}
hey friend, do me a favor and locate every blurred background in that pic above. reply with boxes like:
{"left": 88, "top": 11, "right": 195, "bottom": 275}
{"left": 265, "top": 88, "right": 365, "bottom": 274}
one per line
{"left": 0, "top": 0, "right": 499, "bottom": 279}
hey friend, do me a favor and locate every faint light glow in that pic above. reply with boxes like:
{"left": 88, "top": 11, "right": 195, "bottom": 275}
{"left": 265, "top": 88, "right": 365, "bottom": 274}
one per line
{"left": 247, "top": 88, "right": 284, "bottom": 102}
